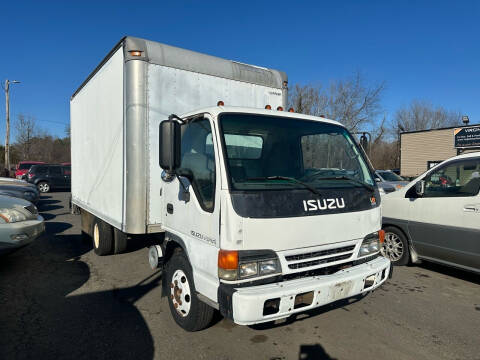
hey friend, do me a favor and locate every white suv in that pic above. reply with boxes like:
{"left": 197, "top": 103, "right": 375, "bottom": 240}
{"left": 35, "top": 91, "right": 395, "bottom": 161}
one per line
{"left": 381, "top": 152, "right": 480, "bottom": 274}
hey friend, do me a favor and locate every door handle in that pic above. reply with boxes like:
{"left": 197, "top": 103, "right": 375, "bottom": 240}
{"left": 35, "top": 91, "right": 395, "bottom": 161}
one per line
{"left": 464, "top": 204, "right": 480, "bottom": 213}
{"left": 167, "top": 203, "right": 174, "bottom": 214}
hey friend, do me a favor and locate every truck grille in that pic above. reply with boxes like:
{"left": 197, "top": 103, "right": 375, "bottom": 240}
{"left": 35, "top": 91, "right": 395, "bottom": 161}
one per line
{"left": 284, "top": 244, "right": 356, "bottom": 271}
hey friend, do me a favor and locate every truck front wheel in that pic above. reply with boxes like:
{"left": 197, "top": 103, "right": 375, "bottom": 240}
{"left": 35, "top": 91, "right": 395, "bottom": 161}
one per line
{"left": 166, "top": 251, "right": 214, "bottom": 331}
{"left": 92, "top": 218, "right": 113, "bottom": 256}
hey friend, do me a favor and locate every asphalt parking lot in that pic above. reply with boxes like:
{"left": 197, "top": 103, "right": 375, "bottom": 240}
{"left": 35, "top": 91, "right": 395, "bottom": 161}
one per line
{"left": 0, "top": 192, "right": 479, "bottom": 360}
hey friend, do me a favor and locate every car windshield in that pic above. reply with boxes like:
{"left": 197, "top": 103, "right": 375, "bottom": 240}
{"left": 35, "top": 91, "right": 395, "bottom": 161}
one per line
{"left": 19, "top": 163, "right": 34, "bottom": 170}
{"left": 219, "top": 113, "right": 375, "bottom": 191}
{"left": 377, "top": 171, "right": 404, "bottom": 182}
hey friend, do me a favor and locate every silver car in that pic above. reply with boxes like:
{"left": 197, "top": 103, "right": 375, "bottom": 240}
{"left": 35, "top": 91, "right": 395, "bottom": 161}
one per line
{"left": 375, "top": 170, "right": 409, "bottom": 194}
{"left": 0, "top": 184, "right": 40, "bottom": 204}
{"left": 0, "top": 195, "right": 45, "bottom": 255}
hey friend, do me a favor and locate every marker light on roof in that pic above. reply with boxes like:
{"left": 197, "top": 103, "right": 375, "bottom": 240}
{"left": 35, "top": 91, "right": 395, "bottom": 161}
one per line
{"left": 288, "top": 108, "right": 294, "bottom": 112}
{"left": 128, "top": 50, "right": 143, "bottom": 56}
{"left": 277, "top": 106, "right": 284, "bottom": 111}
{"left": 217, "top": 101, "right": 224, "bottom": 106}
{"left": 265, "top": 105, "right": 272, "bottom": 110}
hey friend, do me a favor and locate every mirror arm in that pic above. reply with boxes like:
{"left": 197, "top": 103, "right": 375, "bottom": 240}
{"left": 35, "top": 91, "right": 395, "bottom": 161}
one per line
{"left": 175, "top": 173, "right": 190, "bottom": 202}
{"left": 168, "top": 114, "right": 185, "bottom": 124}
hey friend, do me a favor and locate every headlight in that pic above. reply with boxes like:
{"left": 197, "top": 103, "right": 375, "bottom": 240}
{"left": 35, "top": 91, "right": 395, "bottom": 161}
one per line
{"left": 24, "top": 191, "right": 35, "bottom": 198}
{"left": 259, "top": 259, "right": 281, "bottom": 276}
{"left": 358, "top": 230, "right": 385, "bottom": 257}
{"left": 239, "top": 262, "right": 258, "bottom": 278}
{"left": 0, "top": 208, "right": 28, "bottom": 223}
{"left": 218, "top": 250, "right": 281, "bottom": 281}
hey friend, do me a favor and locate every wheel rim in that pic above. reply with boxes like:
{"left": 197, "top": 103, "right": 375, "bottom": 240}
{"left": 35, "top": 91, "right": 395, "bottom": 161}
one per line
{"left": 93, "top": 224, "right": 100, "bottom": 249}
{"left": 170, "top": 269, "right": 191, "bottom": 317}
{"left": 39, "top": 183, "right": 49, "bottom": 192}
{"left": 381, "top": 232, "right": 404, "bottom": 262}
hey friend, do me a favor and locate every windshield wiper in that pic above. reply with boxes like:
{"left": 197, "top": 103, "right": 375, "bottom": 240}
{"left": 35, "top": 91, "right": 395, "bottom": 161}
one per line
{"left": 245, "top": 176, "right": 322, "bottom": 197}
{"left": 310, "top": 175, "right": 375, "bottom": 192}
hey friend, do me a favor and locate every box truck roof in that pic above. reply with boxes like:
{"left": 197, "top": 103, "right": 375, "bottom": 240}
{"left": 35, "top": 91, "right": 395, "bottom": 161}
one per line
{"left": 72, "top": 36, "right": 287, "bottom": 100}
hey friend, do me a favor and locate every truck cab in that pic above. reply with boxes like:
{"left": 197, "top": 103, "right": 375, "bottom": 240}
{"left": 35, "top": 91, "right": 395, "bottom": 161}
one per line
{"left": 157, "top": 106, "right": 391, "bottom": 330}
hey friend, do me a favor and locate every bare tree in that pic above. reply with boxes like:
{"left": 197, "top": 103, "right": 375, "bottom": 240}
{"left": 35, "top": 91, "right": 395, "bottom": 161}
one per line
{"left": 288, "top": 84, "right": 328, "bottom": 116}
{"left": 15, "top": 114, "right": 38, "bottom": 160}
{"left": 395, "top": 100, "right": 462, "bottom": 132}
{"left": 289, "top": 71, "right": 386, "bottom": 132}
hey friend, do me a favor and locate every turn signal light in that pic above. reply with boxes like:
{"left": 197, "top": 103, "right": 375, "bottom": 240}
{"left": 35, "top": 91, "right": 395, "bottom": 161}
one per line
{"left": 277, "top": 106, "right": 284, "bottom": 111}
{"left": 217, "top": 100, "right": 224, "bottom": 106}
{"left": 378, "top": 230, "right": 385, "bottom": 244}
{"left": 218, "top": 250, "right": 238, "bottom": 270}
{"left": 265, "top": 105, "right": 272, "bottom": 110}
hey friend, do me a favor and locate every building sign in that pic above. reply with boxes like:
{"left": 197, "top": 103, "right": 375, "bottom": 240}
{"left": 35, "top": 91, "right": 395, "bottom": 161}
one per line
{"left": 454, "top": 126, "right": 480, "bottom": 148}
{"left": 427, "top": 161, "right": 442, "bottom": 169}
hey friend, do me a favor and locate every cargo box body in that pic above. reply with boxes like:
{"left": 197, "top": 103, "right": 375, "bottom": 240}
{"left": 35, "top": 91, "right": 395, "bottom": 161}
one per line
{"left": 70, "top": 36, "right": 287, "bottom": 234}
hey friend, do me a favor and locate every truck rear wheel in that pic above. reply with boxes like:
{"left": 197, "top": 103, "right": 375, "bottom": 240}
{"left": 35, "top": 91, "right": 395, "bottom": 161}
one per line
{"left": 166, "top": 251, "right": 214, "bottom": 331}
{"left": 92, "top": 218, "right": 113, "bottom": 256}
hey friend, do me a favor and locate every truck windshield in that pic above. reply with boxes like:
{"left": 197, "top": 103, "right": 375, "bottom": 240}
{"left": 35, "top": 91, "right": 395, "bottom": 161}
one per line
{"left": 219, "top": 113, "right": 375, "bottom": 191}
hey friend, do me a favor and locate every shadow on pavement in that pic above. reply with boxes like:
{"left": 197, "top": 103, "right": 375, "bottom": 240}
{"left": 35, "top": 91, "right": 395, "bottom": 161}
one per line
{"left": 0, "top": 195, "right": 158, "bottom": 359}
{"left": 298, "top": 344, "right": 337, "bottom": 360}
{"left": 417, "top": 261, "right": 480, "bottom": 285}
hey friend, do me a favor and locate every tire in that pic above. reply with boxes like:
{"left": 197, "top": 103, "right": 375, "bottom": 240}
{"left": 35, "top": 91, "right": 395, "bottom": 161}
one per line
{"left": 37, "top": 181, "right": 50, "bottom": 193}
{"left": 381, "top": 226, "right": 410, "bottom": 266}
{"left": 92, "top": 218, "right": 113, "bottom": 256}
{"left": 113, "top": 228, "right": 128, "bottom": 254}
{"left": 165, "top": 251, "right": 214, "bottom": 331}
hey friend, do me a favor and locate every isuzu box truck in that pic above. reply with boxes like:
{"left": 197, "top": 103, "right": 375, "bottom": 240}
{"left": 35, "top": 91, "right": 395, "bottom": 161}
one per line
{"left": 71, "top": 36, "right": 391, "bottom": 331}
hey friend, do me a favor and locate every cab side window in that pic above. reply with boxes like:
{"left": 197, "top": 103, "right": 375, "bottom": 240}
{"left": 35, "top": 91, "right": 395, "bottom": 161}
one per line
{"left": 424, "top": 158, "right": 480, "bottom": 197}
{"left": 180, "top": 118, "right": 215, "bottom": 212}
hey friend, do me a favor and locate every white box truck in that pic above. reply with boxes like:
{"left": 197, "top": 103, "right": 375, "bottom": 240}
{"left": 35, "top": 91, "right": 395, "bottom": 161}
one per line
{"left": 71, "top": 36, "right": 391, "bottom": 331}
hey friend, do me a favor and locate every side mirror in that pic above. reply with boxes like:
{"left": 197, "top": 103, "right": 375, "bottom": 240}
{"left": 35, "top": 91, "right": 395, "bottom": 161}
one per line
{"left": 415, "top": 180, "right": 425, "bottom": 196}
{"left": 159, "top": 119, "right": 181, "bottom": 173}
{"left": 375, "top": 177, "right": 381, "bottom": 183}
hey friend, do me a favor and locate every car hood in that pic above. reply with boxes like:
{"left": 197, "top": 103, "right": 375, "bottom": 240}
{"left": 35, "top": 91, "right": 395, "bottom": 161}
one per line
{"left": 0, "top": 184, "right": 37, "bottom": 193}
{"left": 379, "top": 180, "right": 409, "bottom": 188}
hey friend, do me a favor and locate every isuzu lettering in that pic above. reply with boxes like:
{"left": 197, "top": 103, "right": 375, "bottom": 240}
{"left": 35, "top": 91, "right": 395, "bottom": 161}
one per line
{"left": 70, "top": 36, "right": 391, "bottom": 331}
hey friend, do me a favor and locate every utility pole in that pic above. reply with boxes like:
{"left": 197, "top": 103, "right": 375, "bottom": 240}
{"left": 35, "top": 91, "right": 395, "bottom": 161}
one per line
{"left": 3, "top": 79, "right": 20, "bottom": 175}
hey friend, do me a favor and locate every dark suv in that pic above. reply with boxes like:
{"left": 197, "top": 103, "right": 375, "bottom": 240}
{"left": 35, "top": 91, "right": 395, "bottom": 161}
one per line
{"left": 27, "top": 164, "right": 71, "bottom": 193}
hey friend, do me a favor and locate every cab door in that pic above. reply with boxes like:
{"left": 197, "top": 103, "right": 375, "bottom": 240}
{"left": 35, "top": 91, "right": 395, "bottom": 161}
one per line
{"left": 160, "top": 115, "right": 221, "bottom": 300}
{"left": 407, "top": 157, "right": 480, "bottom": 270}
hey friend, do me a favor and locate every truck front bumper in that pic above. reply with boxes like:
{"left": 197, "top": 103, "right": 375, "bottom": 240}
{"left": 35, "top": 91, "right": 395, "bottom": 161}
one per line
{"left": 223, "top": 256, "right": 390, "bottom": 325}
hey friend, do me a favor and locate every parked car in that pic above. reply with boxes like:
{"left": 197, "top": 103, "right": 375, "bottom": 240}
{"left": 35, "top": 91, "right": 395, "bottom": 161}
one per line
{"left": 382, "top": 152, "right": 480, "bottom": 274}
{"left": 374, "top": 170, "right": 409, "bottom": 193}
{"left": 27, "top": 164, "right": 71, "bottom": 193}
{"left": 14, "top": 161, "right": 45, "bottom": 180}
{"left": 0, "top": 184, "right": 40, "bottom": 204}
{"left": 0, "top": 195, "right": 45, "bottom": 255}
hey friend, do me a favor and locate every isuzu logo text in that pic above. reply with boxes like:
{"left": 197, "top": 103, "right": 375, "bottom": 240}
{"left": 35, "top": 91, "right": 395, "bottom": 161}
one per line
{"left": 303, "top": 198, "right": 345, "bottom": 211}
